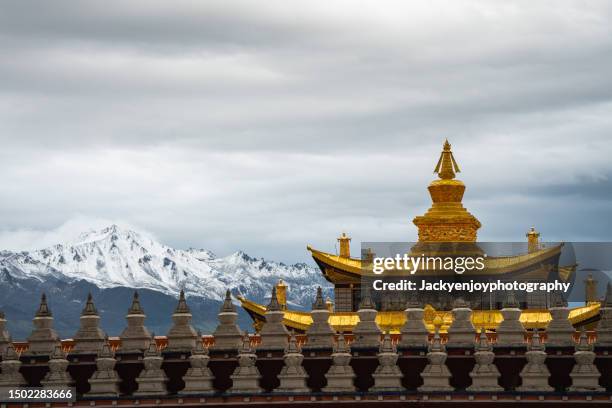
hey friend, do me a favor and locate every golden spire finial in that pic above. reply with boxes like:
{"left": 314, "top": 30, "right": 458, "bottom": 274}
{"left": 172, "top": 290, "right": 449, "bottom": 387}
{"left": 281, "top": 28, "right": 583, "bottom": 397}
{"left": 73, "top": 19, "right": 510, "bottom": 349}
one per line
{"left": 433, "top": 139, "right": 460, "bottom": 180}
{"left": 275, "top": 279, "right": 287, "bottom": 310}
{"left": 526, "top": 226, "right": 540, "bottom": 253}
{"left": 337, "top": 232, "right": 351, "bottom": 258}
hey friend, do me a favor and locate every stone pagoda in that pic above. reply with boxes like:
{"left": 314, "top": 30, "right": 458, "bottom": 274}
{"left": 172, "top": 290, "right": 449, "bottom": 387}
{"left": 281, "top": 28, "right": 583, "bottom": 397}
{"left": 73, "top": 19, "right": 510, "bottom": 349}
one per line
{"left": 134, "top": 337, "right": 168, "bottom": 396}
{"left": 259, "top": 286, "right": 289, "bottom": 350}
{"left": 119, "top": 291, "right": 152, "bottom": 353}
{"left": 166, "top": 289, "right": 198, "bottom": 352}
{"left": 0, "top": 344, "right": 26, "bottom": 387}
{"left": 211, "top": 289, "right": 243, "bottom": 351}
{"left": 371, "top": 332, "right": 404, "bottom": 392}
{"left": 467, "top": 329, "right": 502, "bottom": 392}
{"left": 87, "top": 339, "right": 121, "bottom": 397}
{"left": 275, "top": 332, "right": 310, "bottom": 393}
{"left": 351, "top": 288, "right": 381, "bottom": 349}
{"left": 399, "top": 294, "right": 428, "bottom": 348}
{"left": 41, "top": 344, "right": 74, "bottom": 389}
{"left": 418, "top": 329, "right": 453, "bottom": 392}
{"left": 229, "top": 333, "right": 263, "bottom": 394}
{"left": 26, "top": 293, "right": 60, "bottom": 355}
{"left": 546, "top": 291, "right": 575, "bottom": 347}
{"left": 496, "top": 291, "right": 526, "bottom": 347}
{"left": 323, "top": 334, "right": 356, "bottom": 393}
{"left": 304, "top": 287, "right": 335, "bottom": 349}
{"left": 180, "top": 332, "right": 215, "bottom": 395}
{"left": 446, "top": 298, "right": 476, "bottom": 347}
{"left": 517, "top": 331, "right": 553, "bottom": 392}
{"left": 568, "top": 330, "right": 604, "bottom": 392}
{"left": 72, "top": 293, "right": 106, "bottom": 353}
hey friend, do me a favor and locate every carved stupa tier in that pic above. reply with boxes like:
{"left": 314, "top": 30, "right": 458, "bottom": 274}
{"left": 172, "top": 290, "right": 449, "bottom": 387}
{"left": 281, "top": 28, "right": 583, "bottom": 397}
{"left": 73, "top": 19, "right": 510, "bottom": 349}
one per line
{"left": 413, "top": 140, "right": 481, "bottom": 242}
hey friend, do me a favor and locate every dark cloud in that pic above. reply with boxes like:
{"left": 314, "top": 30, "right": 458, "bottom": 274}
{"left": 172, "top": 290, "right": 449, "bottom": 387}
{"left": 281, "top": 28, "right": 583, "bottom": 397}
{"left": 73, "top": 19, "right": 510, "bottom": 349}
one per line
{"left": 0, "top": 1, "right": 611, "bottom": 262}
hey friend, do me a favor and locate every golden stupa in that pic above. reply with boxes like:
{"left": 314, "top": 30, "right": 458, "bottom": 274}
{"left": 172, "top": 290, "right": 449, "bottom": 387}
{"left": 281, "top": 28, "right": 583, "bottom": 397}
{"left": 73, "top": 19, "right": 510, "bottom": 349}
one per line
{"left": 238, "top": 141, "right": 600, "bottom": 333}
{"left": 413, "top": 139, "right": 481, "bottom": 242}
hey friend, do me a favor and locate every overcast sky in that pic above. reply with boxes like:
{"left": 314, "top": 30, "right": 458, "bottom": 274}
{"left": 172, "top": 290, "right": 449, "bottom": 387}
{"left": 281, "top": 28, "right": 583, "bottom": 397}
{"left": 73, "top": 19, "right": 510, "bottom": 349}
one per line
{"left": 0, "top": 1, "right": 611, "bottom": 263}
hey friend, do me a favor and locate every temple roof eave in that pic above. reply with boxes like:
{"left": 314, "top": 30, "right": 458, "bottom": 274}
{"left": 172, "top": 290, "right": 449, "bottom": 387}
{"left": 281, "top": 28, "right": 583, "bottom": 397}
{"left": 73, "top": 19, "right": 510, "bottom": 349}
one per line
{"left": 307, "top": 243, "right": 565, "bottom": 281}
{"left": 237, "top": 296, "right": 601, "bottom": 334}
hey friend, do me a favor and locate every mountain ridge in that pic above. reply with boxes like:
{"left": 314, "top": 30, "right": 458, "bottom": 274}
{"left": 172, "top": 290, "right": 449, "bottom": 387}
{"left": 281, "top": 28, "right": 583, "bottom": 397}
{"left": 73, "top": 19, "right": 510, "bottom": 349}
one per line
{"left": 6, "top": 223, "right": 327, "bottom": 304}
{"left": 0, "top": 224, "right": 331, "bottom": 339}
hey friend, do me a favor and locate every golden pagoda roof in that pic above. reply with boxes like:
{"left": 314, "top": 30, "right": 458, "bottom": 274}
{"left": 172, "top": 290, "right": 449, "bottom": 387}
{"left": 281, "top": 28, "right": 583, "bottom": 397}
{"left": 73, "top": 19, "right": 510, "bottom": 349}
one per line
{"left": 307, "top": 245, "right": 362, "bottom": 278}
{"left": 307, "top": 243, "right": 567, "bottom": 281}
{"left": 238, "top": 296, "right": 600, "bottom": 334}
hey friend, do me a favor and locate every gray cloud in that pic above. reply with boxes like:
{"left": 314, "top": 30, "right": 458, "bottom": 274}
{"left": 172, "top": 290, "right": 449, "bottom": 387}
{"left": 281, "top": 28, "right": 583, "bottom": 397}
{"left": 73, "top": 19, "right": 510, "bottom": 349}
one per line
{"left": 0, "top": 1, "right": 611, "bottom": 262}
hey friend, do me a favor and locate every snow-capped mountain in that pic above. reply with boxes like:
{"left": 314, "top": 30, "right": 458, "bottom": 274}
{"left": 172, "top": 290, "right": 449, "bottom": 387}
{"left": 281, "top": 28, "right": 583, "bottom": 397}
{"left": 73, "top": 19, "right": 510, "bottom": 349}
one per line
{"left": 0, "top": 225, "right": 331, "bottom": 338}
{"left": 2, "top": 224, "right": 328, "bottom": 306}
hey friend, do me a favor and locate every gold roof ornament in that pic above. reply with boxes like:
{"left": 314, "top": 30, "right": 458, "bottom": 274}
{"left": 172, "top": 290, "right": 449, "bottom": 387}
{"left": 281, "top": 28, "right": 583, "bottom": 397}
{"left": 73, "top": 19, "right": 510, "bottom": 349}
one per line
{"left": 413, "top": 140, "right": 481, "bottom": 242}
{"left": 275, "top": 279, "right": 288, "bottom": 310}
{"left": 337, "top": 232, "right": 351, "bottom": 258}
{"left": 434, "top": 139, "right": 460, "bottom": 180}
{"left": 526, "top": 227, "right": 541, "bottom": 253}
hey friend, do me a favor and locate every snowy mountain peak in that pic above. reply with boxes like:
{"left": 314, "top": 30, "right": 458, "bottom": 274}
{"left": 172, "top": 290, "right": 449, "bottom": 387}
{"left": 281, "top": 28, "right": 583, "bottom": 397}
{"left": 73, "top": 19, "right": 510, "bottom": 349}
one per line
{"left": 1, "top": 224, "right": 328, "bottom": 308}
{"left": 228, "top": 250, "right": 253, "bottom": 262}
{"left": 185, "top": 248, "right": 216, "bottom": 261}
{"left": 73, "top": 224, "right": 149, "bottom": 246}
